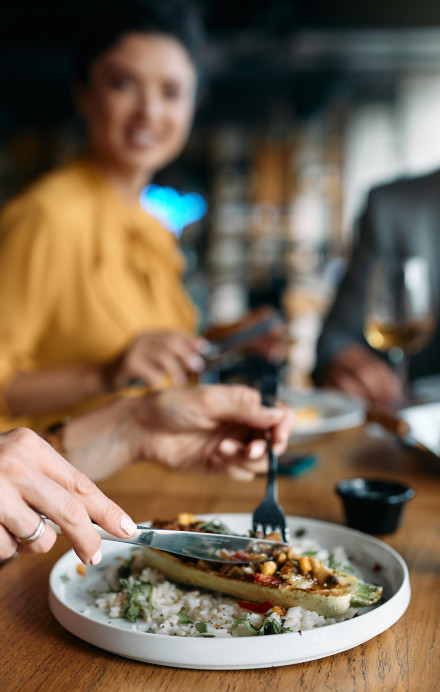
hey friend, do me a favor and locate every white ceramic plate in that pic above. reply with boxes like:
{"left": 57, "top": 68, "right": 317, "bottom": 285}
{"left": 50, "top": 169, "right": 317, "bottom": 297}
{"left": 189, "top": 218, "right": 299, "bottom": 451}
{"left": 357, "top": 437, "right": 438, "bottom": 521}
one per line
{"left": 399, "top": 402, "right": 440, "bottom": 457}
{"left": 49, "top": 514, "right": 409, "bottom": 670}
{"left": 278, "top": 388, "right": 365, "bottom": 440}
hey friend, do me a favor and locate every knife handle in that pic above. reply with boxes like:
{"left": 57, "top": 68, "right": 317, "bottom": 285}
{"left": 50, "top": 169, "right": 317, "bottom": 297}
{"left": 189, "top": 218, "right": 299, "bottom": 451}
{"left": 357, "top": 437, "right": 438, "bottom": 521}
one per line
{"left": 367, "top": 407, "right": 410, "bottom": 437}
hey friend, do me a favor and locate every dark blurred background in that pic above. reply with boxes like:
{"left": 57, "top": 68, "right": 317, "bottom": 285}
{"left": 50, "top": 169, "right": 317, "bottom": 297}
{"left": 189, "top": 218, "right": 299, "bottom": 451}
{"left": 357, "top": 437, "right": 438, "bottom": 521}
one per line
{"left": 2, "top": 0, "right": 440, "bottom": 383}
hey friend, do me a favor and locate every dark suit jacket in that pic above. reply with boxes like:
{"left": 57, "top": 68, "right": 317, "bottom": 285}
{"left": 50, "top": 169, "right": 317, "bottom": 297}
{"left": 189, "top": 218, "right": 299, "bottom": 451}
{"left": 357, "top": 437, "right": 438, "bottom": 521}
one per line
{"left": 314, "top": 169, "right": 440, "bottom": 383}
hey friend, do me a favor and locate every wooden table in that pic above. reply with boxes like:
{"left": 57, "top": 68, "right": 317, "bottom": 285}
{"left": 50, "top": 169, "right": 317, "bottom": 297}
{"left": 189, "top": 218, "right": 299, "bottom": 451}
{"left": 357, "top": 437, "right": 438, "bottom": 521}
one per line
{"left": 1, "top": 426, "right": 440, "bottom": 691}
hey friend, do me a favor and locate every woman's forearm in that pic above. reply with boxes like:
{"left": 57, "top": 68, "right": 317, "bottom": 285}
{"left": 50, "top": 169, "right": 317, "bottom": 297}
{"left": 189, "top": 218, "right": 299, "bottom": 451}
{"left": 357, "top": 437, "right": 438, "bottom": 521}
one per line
{"left": 4, "top": 364, "right": 110, "bottom": 417}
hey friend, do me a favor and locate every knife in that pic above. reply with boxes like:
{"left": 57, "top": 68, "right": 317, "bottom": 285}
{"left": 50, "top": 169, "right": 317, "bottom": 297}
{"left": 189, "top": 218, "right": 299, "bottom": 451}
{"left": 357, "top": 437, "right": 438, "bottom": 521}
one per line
{"left": 45, "top": 519, "right": 286, "bottom": 564}
{"left": 367, "top": 406, "right": 436, "bottom": 455}
{"left": 203, "top": 310, "right": 284, "bottom": 367}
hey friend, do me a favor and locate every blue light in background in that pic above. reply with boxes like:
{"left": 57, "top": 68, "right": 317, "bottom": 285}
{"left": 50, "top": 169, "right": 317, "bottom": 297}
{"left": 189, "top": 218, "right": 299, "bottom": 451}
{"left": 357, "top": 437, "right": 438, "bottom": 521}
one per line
{"left": 140, "top": 184, "right": 207, "bottom": 237}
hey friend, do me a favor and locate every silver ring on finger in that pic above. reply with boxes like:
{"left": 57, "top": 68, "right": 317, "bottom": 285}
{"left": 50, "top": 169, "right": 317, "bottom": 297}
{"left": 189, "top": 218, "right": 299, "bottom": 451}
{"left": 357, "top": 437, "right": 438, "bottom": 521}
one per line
{"left": 16, "top": 514, "right": 47, "bottom": 544}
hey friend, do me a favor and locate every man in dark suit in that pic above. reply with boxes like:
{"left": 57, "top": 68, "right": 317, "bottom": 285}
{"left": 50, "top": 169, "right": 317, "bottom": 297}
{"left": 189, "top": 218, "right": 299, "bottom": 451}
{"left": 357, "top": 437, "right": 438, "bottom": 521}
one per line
{"left": 314, "top": 170, "right": 440, "bottom": 404}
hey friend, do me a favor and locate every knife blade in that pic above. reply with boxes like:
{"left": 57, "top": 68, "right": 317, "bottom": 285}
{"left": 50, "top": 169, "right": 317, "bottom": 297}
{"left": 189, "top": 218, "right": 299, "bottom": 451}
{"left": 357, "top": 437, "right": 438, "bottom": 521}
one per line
{"left": 45, "top": 519, "right": 287, "bottom": 563}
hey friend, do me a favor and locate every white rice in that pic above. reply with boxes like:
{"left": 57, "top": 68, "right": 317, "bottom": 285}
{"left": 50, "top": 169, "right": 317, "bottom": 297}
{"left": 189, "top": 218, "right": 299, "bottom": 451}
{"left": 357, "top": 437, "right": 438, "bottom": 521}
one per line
{"left": 94, "top": 536, "right": 359, "bottom": 637}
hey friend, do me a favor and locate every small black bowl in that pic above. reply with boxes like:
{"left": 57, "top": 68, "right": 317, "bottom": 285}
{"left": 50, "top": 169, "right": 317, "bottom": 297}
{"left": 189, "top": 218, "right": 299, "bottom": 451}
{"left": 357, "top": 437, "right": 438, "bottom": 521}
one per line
{"left": 335, "top": 478, "right": 415, "bottom": 535}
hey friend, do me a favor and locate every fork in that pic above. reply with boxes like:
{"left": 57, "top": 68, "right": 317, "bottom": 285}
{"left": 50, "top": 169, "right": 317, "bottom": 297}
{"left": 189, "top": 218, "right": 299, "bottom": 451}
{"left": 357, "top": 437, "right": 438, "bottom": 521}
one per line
{"left": 252, "top": 374, "right": 290, "bottom": 543}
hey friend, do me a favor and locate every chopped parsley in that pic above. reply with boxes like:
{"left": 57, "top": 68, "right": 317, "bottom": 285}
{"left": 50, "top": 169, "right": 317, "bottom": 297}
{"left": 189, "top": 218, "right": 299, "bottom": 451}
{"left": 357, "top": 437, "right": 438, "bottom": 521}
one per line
{"left": 194, "top": 622, "right": 215, "bottom": 637}
{"left": 117, "top": 555, "right": 136, "bottom": 580}
{"left": 197, "top": 520, "right": 236, "bottom": 535}
{"left": 231, "top": 614, "right": 292, "bottom": 637}
{"left": 258, "top": 615, "right": 291, "bottom": 635}
{"left": 119, "top": 578, "right": 153, "bottom": 623}
{"left": 177, "top": 607, "right": 193, "bottom": 625}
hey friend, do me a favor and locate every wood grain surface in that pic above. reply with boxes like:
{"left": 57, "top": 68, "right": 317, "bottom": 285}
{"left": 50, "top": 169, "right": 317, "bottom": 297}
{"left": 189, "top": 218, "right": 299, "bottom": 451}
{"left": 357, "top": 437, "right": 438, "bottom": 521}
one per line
{"left": 1, "top": 426, "right": 439, "bottom": 691}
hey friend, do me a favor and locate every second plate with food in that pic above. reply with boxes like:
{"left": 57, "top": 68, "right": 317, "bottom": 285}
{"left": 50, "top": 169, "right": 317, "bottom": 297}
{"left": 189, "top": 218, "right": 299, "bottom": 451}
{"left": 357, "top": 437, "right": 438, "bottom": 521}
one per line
{"left": 49, "top": 514, "right": 409, "bottom": 670}
{"left": 278, "top": 387, "right": 365, "bottom": 441}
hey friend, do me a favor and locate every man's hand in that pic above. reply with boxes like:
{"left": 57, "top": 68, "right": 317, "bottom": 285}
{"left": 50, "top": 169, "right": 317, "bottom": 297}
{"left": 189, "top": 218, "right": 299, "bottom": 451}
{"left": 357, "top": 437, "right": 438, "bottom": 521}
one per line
{"left": 320, "top": 344, "right": 402, "bottom": 405}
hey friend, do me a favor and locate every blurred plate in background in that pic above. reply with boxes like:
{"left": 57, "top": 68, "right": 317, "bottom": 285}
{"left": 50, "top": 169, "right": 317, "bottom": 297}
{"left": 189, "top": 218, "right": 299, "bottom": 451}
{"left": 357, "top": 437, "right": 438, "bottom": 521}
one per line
{"left": 278, "top": 387, "right": 365, "bottom": 441}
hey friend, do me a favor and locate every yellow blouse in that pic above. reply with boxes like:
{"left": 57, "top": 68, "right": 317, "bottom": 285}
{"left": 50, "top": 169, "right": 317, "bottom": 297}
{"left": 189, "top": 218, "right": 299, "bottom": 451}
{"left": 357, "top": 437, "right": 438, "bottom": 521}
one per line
{"left": 0, "top": 158, "right": 196, "bottom": 430}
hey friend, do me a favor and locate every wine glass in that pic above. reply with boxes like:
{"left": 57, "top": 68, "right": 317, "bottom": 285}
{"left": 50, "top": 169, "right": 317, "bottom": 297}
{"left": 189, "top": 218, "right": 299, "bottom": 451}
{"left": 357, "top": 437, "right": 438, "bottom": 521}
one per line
{"left": 363, "top": 256, "right": 436, "bottom": 404}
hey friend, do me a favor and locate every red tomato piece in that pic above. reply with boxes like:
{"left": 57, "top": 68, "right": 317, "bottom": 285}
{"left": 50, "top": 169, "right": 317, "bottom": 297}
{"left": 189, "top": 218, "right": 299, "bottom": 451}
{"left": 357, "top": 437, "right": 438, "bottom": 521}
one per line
{"left": 236, "top": 599, "right": 274, "bottom": 613}
{"left": 254, "top": 573, "right": 282, "bottom": 586}
{"left": 233, "top": 551, "right": 251, "bottom": 561}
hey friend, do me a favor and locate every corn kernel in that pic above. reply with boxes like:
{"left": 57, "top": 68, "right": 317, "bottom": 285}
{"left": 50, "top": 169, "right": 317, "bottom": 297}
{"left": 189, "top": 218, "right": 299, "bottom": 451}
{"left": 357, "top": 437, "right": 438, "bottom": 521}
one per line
{"left": 177, "top": 513, "right": 195, "bottom": 526}
{"left": 310, "top": 556, "right": 321, "bottom": 574}
{"left": 277, "top": 552, "right": 287, "bottom": 564}
{"left": 273, "top": 605, "right": 286, "bottom": 616}
{"left": 76, "top": 564, "right": 87, "bottom": 577}
{"left": 260, "top": 561, "right": 277, "bottom": 576}
{"left": 299, "top": 556, "right": 312, "bottom": 572}
{"left": 287, "top": 548, "right": 301, "bottom": 561}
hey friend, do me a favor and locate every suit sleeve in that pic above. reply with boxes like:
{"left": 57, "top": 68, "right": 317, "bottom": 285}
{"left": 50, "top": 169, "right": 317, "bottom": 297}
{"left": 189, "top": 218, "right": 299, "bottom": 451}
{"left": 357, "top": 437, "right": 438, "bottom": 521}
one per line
{"left": 313, "top": 191, "right": 382, "bottom": 383}
{"left": 0, "top": 204, "right": 61, "bottom": 405}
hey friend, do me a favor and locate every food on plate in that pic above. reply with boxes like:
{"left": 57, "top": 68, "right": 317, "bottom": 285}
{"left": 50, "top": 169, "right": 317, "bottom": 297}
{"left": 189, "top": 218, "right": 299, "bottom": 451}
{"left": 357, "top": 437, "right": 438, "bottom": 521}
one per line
{"left": 294, "top": 406, "right": 321, "bottom": 425}
{"left": 139, "top": 516, "right": 382, "bottom": 618}
{"left": 92, "top": 516, "right": 383, "bottom": 635}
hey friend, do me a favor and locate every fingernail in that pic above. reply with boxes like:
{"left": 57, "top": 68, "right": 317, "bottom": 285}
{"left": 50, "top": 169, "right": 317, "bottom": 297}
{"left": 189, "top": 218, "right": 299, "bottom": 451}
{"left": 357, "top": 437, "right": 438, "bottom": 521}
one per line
{"left": 249, "top": 441, "right": 267, "bottom": 459}
{"left": 90, "top": 548, "right": 102, "bottom": 565}
{"left": 189, "top": 354, "right": 206, "bottom": 373}
{"left": 120, "top": 514, "right": 137, "bottom": 536}
{"left": 219, "top": 439, "right": 240, "bottom": 455}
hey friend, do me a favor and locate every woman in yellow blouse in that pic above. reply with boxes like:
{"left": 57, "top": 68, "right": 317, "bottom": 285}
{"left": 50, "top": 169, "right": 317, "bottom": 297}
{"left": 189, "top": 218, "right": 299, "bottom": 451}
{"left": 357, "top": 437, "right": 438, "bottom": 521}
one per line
{"left": 0, "top": 0, "right": 209, "bottom": 431}
{"left": 0, "top": 0, "right": 285, "bottom": 433}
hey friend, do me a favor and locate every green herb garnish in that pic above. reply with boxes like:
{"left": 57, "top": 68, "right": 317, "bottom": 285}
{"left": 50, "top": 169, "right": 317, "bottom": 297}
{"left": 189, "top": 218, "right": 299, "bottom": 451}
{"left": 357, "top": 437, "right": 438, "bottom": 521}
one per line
{"left": 230, "top": 616, "right": 260, "bottom": 637}
{"left": 231, "top": 614, "right": 292, "bottom": 637}
{"left": 258, "top": 615, "right": 292, "bottom": 635}
{"left": 119, "top": 578, "right": 151, "bottom": 623}
{"left": 177, "top": 607, "right": 193, "bottom": 625}
{"left": 197, "top": 520, "right": 236, "bottom": 535}
{"left": 117, "top": 554, "right": 136, "bottom": 580}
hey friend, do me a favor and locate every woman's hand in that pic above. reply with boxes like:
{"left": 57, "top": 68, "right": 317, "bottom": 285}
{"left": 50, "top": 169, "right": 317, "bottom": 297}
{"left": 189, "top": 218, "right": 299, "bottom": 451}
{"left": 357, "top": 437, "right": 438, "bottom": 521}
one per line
{"left": 133, "top": 385, "right": 294, "bottom": 480}
{"left": 203, "top": 306, "right": 288, "bottom": 365}
{"left": 62, "top": 385, "right": 295, "bottom": 482}
{"left": 0, "top": 428, "right": 136, "bottom": 563}
{"left": 320, "top": 344, "right": 402, "bottom": 405}
{"left": 104, "top": 331, "right": 208, "bottom": 390}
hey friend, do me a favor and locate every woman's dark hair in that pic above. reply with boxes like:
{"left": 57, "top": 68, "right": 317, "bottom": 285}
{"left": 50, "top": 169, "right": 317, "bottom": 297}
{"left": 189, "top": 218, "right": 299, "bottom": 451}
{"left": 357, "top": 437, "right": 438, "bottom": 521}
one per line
{"left": 73, "top": 0, "right": 204, "bottom": 85}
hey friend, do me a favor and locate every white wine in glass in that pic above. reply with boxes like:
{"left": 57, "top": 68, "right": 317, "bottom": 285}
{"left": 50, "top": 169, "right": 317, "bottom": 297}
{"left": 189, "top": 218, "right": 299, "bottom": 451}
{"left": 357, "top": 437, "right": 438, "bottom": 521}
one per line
{"left": 364, "top": 257, "right": 436, "bottom": 402}
{"left": 365, "top": 317, "right": 435, "bottom": 354}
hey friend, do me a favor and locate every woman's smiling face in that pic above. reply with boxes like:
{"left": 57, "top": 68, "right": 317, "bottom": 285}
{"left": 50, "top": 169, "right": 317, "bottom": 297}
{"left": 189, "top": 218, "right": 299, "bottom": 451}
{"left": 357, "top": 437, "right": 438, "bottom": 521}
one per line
{"left": 77, "top": 32, "right": 197, "bottom": 178}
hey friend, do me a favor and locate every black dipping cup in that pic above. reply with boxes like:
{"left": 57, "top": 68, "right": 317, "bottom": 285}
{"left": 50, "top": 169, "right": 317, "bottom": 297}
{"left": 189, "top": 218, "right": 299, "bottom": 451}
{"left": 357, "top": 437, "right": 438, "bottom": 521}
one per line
{"left": 335, "top": 478, "right": 415, "bottom": 535}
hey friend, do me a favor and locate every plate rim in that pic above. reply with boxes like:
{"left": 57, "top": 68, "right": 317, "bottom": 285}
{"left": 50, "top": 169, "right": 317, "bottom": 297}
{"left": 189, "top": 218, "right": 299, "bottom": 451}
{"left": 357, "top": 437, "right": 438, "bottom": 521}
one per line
{"left": 278, "top": 388, "right": 366, "bottom": 437}
{"left": 49, "top": 513, "right": 410, "bottom": 670}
